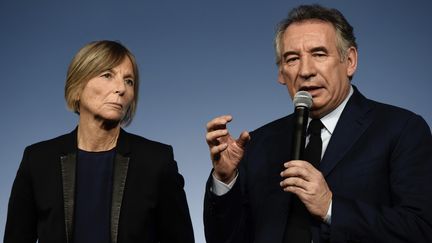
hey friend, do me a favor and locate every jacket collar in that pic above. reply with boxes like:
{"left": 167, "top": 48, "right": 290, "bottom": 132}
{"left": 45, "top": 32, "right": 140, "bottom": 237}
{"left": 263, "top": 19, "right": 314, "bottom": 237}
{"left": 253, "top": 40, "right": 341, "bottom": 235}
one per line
{"left": 60, "top": 127, "right": 130, "bottom": 243}
{"left": 59, "top": 127, "right": 131, "bottom": 156}
{"left": 319, "top": 86, "right": 375, "bottom": 177}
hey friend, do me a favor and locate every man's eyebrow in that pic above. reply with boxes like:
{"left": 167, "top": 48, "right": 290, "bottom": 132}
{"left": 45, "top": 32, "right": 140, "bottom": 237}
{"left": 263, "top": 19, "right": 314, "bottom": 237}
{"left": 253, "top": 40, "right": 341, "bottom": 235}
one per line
{"left": 310, "top": 46, "right": 329, "bottom": 53}
{"left": 283, "top": 51, "right": 299, "bottom": 59}
{"left": 282, "top": 46, "right": 329, "bottom": 59}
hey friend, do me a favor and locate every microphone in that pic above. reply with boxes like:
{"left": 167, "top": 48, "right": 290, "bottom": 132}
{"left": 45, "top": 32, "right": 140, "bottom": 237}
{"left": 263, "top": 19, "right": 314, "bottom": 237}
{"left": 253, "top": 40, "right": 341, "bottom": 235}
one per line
{"left": 290, "top": 91, "right": 313, "bottom": 160}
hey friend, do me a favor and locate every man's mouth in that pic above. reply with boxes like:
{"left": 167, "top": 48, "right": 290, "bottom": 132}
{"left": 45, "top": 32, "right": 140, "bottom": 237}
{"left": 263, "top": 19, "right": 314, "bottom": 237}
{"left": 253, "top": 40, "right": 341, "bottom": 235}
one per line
{"left": 299, "top": 86, "right": 322, "bottom": 95}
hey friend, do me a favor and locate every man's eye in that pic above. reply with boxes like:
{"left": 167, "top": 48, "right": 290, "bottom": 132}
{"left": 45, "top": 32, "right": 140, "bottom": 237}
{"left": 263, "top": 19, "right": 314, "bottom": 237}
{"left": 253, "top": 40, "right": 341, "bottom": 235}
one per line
{"left": 285, "top": 57, "right": 299, "bottom": 64}
{"left": 313, "top": 53, "right": 327, "bottom": 59}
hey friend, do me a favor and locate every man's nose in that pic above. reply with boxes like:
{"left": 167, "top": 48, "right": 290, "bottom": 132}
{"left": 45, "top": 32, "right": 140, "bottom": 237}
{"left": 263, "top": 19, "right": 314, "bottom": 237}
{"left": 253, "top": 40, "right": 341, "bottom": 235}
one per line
{"left": 299, "top": 56, "right": 316, "bottom": 80}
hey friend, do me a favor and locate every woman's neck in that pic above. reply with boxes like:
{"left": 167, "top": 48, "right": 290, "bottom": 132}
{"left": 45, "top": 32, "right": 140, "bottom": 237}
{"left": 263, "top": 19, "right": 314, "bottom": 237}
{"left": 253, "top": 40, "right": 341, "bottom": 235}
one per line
{"left": 77, "top": 117, "right": 120, "bottom": 152}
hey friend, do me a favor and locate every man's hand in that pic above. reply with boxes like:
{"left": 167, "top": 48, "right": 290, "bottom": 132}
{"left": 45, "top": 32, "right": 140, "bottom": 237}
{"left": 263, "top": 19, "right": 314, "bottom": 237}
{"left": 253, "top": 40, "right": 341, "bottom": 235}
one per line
{"left": 206, "top": 115, "right": 250, "bottom": 184}
{"left": 280, "top": 160, "right": 332, "bottom": 221}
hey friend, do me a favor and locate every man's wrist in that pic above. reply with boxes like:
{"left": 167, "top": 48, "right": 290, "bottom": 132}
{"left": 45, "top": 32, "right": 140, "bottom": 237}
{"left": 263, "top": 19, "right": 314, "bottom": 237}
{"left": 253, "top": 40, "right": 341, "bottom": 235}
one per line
{"left": 323, "top": 198, "right": 332, "bottom": 224}
{"left": 213, "top": 169, "right": 237, "bottom": 184}
{"left": 211, "top": 171, "right": 239, "bottom": 196}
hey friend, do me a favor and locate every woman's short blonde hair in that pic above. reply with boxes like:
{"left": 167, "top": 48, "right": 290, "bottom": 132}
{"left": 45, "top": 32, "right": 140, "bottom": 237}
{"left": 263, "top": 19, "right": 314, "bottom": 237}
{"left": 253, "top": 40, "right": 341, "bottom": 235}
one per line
{"left": 65, "top": 40, "right": 139, "bottom": 126}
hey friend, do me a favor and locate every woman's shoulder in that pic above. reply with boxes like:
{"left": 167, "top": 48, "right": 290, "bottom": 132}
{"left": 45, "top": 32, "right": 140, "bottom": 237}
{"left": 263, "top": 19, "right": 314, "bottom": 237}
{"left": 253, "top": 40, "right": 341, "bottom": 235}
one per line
{"left": 120, "top": 130, "right": 173, "bottom": 155}
{"left": 25, "top": 131, "right": 75, "bottom": 154}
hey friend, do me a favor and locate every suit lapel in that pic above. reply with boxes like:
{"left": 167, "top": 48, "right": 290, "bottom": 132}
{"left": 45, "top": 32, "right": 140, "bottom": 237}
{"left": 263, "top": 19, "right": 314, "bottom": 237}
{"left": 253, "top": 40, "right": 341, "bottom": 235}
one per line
{"left": 319, "top": 87, "right": 375, "bottom": 177}
{"left": 60, "top": 153, "right": 76, "bottom": 243}
{"left": 110, "top": 153, "right": 129, "bottom": 243}
{"left": 110, "top": 129, "right": 131, "bottom": 243}
{"left": 60, "top": 152, "right": 130, "bottom": 243}
{"left": 59, "top": 129, "right": 78, "bottom": 243}
{"left": 59, "top": 128, "right": 131, "bottom": 243}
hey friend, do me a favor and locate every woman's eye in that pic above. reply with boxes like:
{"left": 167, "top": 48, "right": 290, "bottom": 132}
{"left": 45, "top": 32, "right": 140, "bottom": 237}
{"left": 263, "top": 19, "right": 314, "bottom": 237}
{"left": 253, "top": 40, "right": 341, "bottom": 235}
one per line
{"left": 101, "top": 73, "right": 112, "bottom": 79}
{"left": 125, "top": 79, "right": 134, "bottom": 86}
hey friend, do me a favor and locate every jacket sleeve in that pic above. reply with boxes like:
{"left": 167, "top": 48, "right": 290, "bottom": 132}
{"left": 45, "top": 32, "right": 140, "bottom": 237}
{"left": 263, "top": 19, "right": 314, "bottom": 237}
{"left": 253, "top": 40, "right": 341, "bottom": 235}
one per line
{"left": 203, "top": 168, "right": 252, "bottom": 243}
{"left": 4, "top": 147, "right": 38, "bottom": 243}
{"left": 330, "top": 114, "right": 432, "bottom": 242}
{"left": 156, "top": 146, "right": 195, "bottom": 243}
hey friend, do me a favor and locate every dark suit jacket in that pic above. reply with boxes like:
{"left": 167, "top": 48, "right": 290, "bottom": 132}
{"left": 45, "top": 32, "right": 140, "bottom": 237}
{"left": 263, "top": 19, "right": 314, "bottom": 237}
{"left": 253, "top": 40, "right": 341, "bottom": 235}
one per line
{"left": 204, "top": 87, "right": 432, "bottom": 243}
{"left": 5, "top": 128, "right": 195, "bottom": 243}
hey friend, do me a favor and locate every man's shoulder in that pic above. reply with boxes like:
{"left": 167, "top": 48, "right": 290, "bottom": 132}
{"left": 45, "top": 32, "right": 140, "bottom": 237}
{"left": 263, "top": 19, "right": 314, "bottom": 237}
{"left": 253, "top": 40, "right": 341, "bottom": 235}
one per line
{"left": 353, "top": 87, "right": 420, "bottom": 121}
{"left": 367, "top": 98, "right": 422, "bottom": 123}
{"left": 352, "top": 91, "right": 430, "bottom": 133}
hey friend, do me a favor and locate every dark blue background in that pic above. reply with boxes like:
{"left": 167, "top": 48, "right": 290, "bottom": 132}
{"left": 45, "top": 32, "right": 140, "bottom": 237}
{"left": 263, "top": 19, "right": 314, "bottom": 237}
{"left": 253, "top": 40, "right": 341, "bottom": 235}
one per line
{"left": 1, "top": 1, "right": 431, "bottom": 241}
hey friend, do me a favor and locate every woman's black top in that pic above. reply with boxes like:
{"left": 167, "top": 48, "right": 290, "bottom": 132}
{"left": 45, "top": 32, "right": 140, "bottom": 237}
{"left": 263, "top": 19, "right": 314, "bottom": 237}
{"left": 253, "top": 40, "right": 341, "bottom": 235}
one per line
{"left": 73, "top": 149, "right": 115, "bottom": 243}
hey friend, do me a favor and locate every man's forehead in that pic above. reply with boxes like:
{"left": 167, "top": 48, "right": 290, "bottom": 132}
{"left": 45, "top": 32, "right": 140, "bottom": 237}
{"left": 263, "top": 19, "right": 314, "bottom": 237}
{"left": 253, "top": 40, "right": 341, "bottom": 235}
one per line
{"left": 282, "top": 21, "right": 337, "bottom": 51}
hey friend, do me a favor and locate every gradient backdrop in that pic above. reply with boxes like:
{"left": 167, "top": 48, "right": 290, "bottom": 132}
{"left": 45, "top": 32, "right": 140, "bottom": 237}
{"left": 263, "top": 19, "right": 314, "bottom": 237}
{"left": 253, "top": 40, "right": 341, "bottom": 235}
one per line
{"left": 1, "top": 0, "right": 431, "bottom": 242}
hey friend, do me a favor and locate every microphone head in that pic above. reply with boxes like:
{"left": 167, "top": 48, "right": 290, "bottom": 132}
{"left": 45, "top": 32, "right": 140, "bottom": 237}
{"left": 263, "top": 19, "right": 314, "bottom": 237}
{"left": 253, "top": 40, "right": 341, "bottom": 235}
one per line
{"left": 293, "top": 91, "right": 312, "bottom": 108}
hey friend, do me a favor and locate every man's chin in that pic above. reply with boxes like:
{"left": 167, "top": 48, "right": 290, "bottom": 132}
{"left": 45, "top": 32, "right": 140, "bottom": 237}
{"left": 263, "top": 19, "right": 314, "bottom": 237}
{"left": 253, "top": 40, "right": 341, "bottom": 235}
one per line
{"left": 309, "top": 105, "right": 327, "bottom": 119}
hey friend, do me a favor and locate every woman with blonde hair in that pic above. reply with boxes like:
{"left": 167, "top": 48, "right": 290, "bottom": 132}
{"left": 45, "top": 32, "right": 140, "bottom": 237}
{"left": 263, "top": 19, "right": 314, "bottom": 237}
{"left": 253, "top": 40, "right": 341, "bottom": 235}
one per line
{"left": 4, "top": 40, "right": 194, "bottom": 243}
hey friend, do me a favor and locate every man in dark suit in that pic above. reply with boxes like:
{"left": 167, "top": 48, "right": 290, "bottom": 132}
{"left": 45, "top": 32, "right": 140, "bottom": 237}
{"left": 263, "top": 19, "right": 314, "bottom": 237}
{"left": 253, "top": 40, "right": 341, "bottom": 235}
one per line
{"left": 204, "top": 4, "right": 432, "bottom": 243}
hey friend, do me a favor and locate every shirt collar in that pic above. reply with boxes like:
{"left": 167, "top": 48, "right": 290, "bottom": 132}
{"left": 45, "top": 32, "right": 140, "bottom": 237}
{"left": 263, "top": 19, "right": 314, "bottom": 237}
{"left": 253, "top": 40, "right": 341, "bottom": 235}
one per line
{"left": 316, "top": 85, "right": 353, "bottom": 135}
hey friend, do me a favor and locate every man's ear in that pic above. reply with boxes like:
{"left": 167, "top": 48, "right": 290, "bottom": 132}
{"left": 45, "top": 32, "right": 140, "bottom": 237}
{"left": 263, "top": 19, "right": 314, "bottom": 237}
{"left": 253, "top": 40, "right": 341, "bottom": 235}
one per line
{"left": 278, "top": 67, "right": 286, "bottom": 85}
{"left": 346, "top": 47, "right": 358, "bottom": 77}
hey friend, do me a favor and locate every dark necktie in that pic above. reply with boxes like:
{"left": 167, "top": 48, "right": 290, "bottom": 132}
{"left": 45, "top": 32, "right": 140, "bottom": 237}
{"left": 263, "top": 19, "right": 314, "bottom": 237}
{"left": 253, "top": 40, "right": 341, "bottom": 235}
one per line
{"left": 284, "top": 119, "right": 324, "bottom": 243}
{"left": 304, "top": 119, "right": 324, "bottom": 167}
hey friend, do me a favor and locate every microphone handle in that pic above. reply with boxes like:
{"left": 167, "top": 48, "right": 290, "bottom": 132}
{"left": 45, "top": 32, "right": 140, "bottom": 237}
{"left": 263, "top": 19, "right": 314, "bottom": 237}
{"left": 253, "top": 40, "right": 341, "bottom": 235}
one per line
{"left": 290, "top": 106, "right": 309, "bottom": 160}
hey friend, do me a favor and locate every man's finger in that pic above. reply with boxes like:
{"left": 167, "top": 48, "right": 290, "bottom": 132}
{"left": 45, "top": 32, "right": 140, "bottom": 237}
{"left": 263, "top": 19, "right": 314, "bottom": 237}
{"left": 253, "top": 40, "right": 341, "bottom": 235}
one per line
{"left": 206, "top": 129, "right": 228, "bottom": 146}
{"left": 236, "top": 131, "right": 251, "bottom": 148}
{"left": 280, "top": 177, "right": 308, "bottom": 190}
{"left": 283, "top": 184, "right": 307, "bottom": 195}
{"left": 210, "top": 143, "right": 228, "bottom": 160}
{"left": 284, "top": 160, "right": 314, "bottom": 169}
{"left": 206, "top": 115, "right": 232, "bottom": 132}
{"left": 280, "top": 166, "right": 310, "bottom": 180}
